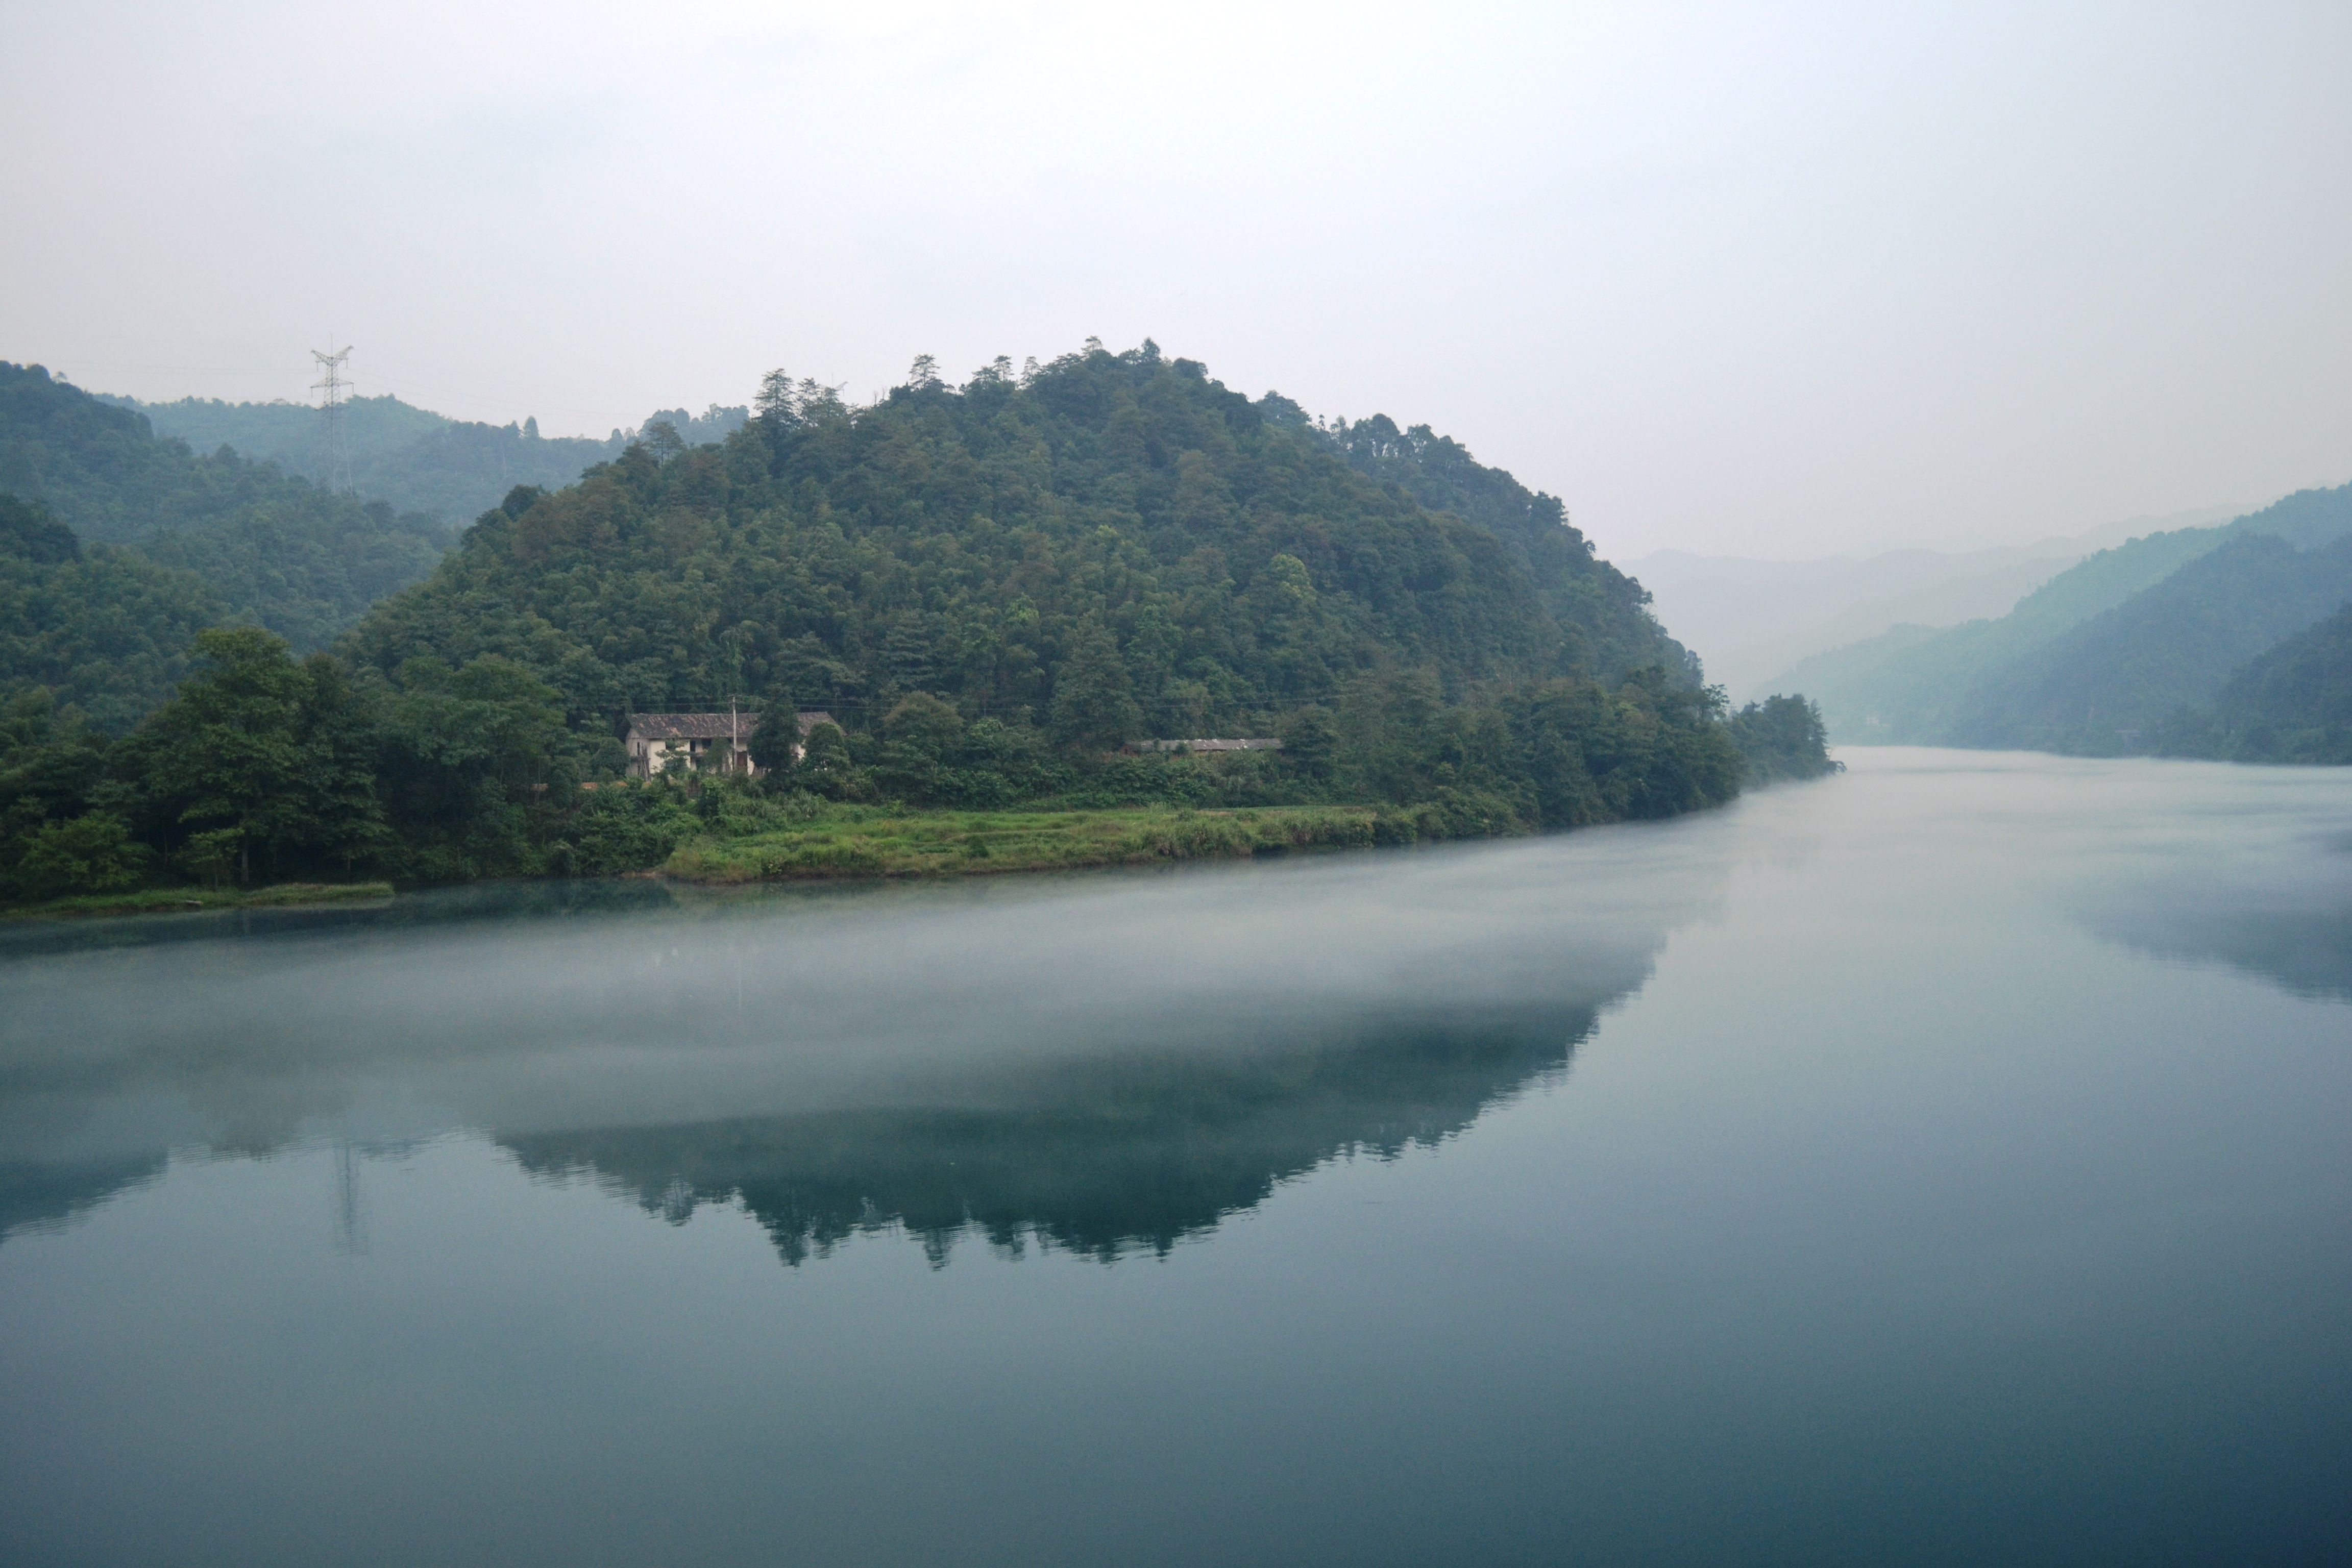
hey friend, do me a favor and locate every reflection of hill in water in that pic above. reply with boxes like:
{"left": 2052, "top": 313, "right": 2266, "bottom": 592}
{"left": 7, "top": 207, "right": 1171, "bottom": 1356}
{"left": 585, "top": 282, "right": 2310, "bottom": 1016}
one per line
{"left": 0, "top": 1153, "right": 167, "bottom": 1241}
{"left": 503, "top": 1004, "right": 1600, "bottom": 1265}
{"left": 1, "top": 836, "right": 1711, "bottom": 1251}
{"left": 2096, "top": 903, "right": 2352, "bottom": 1003}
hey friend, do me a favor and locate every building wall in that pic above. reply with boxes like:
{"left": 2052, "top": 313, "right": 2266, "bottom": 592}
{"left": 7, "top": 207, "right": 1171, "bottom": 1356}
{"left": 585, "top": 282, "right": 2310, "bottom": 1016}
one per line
{"left": 627, "top": 733, "right": 757, "bottom": 779}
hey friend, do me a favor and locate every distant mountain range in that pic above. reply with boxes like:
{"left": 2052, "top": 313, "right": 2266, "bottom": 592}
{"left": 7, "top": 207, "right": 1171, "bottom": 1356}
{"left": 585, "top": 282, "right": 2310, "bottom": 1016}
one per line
{"left": 97, "top": 391, "right": 747, "bottom": 526}
{"left": 1765, "top": 483, "right": 2352, "bottom": 763}
{"left": 1632, "top": 505, "right": 2243, "bottom": 701}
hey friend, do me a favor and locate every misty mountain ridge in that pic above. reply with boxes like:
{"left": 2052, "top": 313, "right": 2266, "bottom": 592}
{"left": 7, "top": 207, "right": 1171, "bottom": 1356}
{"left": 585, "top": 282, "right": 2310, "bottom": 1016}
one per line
{"left": 2159, "top": 602, "right": 2352, "bottom": 765}
{"left": 99, "top": 389, "right": 749, "bottom": 526}
{"left": 1635, "top": 504, "right": 2244, "bottom": 700}
{"left": 1766, "top": 482, "right": 2352, "bottom": 758}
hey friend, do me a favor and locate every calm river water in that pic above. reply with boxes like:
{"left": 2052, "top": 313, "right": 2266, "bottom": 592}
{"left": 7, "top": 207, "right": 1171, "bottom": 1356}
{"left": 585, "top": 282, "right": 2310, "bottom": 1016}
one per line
{"left": 3, "top": 750, "right": 2347, "bottom": 1566}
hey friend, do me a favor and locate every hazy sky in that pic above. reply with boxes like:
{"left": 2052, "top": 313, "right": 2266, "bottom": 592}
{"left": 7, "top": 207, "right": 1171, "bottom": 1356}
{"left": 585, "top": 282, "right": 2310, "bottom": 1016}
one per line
{"left": 5, "top": 1, "right": 2346, "bottom": 558}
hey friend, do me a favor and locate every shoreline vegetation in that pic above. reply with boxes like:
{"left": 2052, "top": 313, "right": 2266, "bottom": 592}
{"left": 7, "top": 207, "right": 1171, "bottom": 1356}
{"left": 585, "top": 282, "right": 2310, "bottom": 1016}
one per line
{"left": 0, "top": 803, "right": 1505, "bottom": 920}
{"left": 5, "top": 342, "right": 1841, "bottom": 918}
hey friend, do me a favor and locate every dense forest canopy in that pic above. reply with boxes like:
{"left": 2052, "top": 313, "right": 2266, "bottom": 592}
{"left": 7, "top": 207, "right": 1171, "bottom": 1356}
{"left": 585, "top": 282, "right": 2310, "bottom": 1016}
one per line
{"left": 348, "top": 341, "right": 1696, "bottom": 740}
{"left": 0, "top": 493, "right": 223, "bottom": 731}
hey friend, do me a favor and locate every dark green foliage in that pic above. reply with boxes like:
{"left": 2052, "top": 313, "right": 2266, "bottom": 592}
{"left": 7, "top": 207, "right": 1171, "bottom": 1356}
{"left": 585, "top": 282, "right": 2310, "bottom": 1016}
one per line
{"left": 746, "top": 699, "right": 801, "bottom": 780}
{"left": 1, "top": 507, "right": 223, "bottom": 730}
{"left": 344, "top": 343, "right": 1694, "bottom": 739}
{"left": 1047, "top": 619, "right": 1143, "bottom": 749}
{"left": 0, "top": 362, "right": 453, "bottom": 717}
{"left": 108, "top": 627, "right": 391, "bottom": 886}
{"left": 0, "top": 493, "right": 79, "bottom": 564}
{"left": 1318, "top": 410, "right": 1698, "bottom": 684}
{"left": 366, "top": 654, "right": 575, "bottom": 881}
{"left": 794, "top": 721, "right": 857, "bottom": 799}
{"left": 1727, "top": 695, "right": 1841, "bottom": 782}
{"left": 0, "top": 689, "right": 128, "bottom": 900}
{"left": 0, "top": 345, "right": 1841, "bottom": 906}
{"left": 2159, "top": 602, "right": 2352, "bottom": 764}
{"left": 560, "top": 782, "right": 700, "bottom": 875}
{"left": 130, "top": 495, "right": 452, "bottom": 654}
{"left": 3, "top": 627, "right": 588, "bottom": 899}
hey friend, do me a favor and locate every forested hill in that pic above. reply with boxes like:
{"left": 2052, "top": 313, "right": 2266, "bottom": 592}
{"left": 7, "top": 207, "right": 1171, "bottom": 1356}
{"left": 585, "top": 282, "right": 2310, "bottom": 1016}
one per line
{"left": 1770, "top": 481, "right": 2352, "bottom": 752}
{"left": 103, "top": 391, "right": 748, "bottom": 526}
{"left": 1946, "top": 525, "right": 2352, "bottom": 754}
{"left": 2160, "top": 601, "right": 2352, "bottom": 764}
{"left": 1301, "top": 407, "right": 1700, "bottom": 684}
{"left": 1, "top": 362, "right": 453, "bottom": 721}
{"left": 347, "top": 342, "right": 1698, "bottom": 742}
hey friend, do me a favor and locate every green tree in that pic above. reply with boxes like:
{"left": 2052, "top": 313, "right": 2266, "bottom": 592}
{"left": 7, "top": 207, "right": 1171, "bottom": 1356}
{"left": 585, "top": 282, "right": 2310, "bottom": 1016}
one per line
{"left": 14, "top": 813, "right": 146, "bottom": 898}
{"left": 797, "top": 720, "right": 854, "bottom": 798}
{"left": 877, "top": 692, "right": 966, "bottom": 802}
{"left": 1277, "top": 704, "right": 1338, "bottom": 784}
{"left": 1050, "top": 622, "right": 1142, "bottom": 752}
{"left": 376, "top": 655, "right": 569, "bottom": 880}
{"left": 747, "top": 697, "right": 802, "bottom": 783}
{"left": 131, "top": 627, "right": 325, "bottom": 885}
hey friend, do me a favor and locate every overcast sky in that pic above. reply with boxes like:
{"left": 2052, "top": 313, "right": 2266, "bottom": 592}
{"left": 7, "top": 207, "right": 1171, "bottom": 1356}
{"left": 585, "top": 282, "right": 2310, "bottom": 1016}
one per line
{"left": 5, "top": 1, "right": 2346, "bottom": 558}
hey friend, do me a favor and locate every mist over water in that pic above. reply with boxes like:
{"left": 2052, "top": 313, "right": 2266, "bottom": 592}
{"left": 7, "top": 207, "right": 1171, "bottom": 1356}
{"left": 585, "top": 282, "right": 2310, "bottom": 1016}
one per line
{"left": 2, "top": 752, "right": 2347, "bottom": 1566}
{"left": 0, "top": 834, "right": 1718, "bottom": 1230}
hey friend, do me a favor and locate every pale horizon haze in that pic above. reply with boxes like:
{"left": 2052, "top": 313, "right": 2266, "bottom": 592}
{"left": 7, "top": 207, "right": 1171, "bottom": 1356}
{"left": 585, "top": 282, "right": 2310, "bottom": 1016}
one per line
{"left": 4, "top": 0, "right": 2346, "bottom": 560}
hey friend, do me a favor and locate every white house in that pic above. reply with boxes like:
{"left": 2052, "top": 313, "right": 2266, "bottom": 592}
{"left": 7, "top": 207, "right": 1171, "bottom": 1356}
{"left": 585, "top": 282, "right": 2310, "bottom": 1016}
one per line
{"left": 624, "top": 710, "right": 835, "bottom": 780}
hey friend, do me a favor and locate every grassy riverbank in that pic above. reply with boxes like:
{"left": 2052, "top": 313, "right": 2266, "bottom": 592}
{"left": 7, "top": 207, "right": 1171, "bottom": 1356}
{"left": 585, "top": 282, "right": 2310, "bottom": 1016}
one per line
{"left": 1, "top": 881, "right": 395, "bottom": 920}
{"left": 660, "top": 802, "right": 1515, "bottom": 882}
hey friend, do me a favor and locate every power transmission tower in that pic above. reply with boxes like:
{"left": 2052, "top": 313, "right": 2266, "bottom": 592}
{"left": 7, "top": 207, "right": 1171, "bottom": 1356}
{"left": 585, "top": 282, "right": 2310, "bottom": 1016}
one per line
{"left": 310, "top": 341, "right": 354, "bottom": 493}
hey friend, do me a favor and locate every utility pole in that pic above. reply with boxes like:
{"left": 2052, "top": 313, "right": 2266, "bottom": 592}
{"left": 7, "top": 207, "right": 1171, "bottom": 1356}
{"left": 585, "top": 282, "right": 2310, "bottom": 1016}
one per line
{"left": 310, "top": 341, "right": 354, "bottom": 493}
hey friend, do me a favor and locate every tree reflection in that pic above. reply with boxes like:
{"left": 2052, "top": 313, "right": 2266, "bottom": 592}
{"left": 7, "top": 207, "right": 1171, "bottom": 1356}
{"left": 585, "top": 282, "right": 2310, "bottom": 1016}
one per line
{"left": 502, "top": 1003, "right": 1608, "bottom": 1265}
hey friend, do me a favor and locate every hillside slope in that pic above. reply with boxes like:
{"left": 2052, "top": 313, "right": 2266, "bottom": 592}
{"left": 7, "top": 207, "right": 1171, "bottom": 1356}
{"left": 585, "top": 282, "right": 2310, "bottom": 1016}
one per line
{"left": 1, "top": 362, "right": 453, "bottom": 722}
{"left": 115, "top": 391, "right": 748, "bottom": 525}
{"left": 346, "top": 344, "right": 1697, "bottom": 738}
{"left": 2159, "top": 602, "right": 2352, "bottom": 764}
{"left": 2, "top": 346, "right": 1825, "bottom": 905}
{"left": 1951, "top": 530, "right": 2352, "bottom": 753}
{"left": 1764, "top": 524, "right": 2237, "bottom": 740}
{"left": 1768, "top": 482, "right": 2351, "bottom": 747}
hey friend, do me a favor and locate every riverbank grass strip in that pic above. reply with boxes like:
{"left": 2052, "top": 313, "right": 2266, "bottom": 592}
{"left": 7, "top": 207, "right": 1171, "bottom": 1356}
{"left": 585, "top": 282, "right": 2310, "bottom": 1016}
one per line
{"left": 663, "top": 806, "right": 1420, "bottom": 881}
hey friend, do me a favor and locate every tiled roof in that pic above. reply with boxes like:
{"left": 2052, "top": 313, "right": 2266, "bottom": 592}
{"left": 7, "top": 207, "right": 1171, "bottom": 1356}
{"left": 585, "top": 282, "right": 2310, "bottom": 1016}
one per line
{"left": 1123, "top": 738, "right": 1282, "bottom": 752}
{"left": 629, "top": 714, "right": 749, "bottom": 741}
